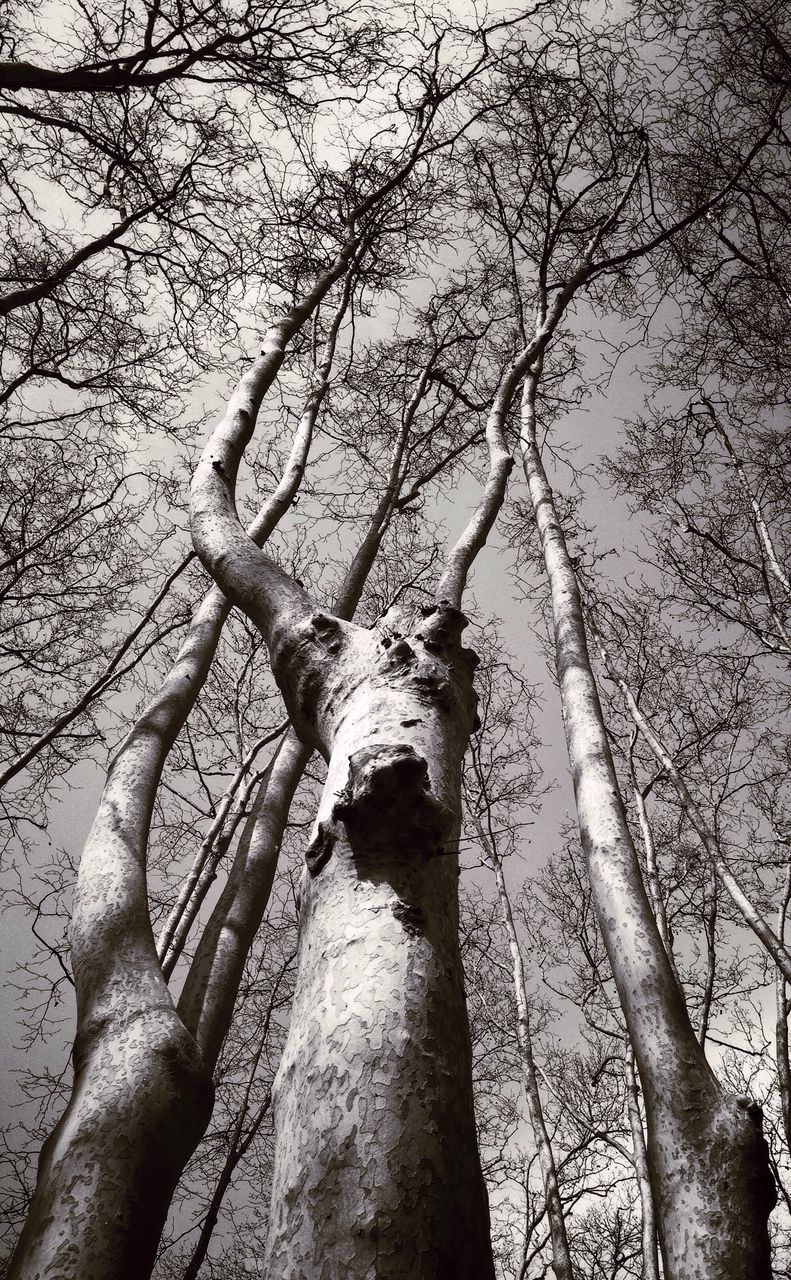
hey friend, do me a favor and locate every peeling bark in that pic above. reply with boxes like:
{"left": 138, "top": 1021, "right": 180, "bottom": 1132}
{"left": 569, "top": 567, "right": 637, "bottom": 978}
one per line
{"left": 264, "top": 604, "right": 494, "bottom": 1279}
{"left": 9, "top": 1007, "right": 211, "bottom": 1279}
{"left": 776, "top": 864, "right": 791, "bottom": 1157}
{"left": 190, "top": 311, "right": 522, "bottom": 1277}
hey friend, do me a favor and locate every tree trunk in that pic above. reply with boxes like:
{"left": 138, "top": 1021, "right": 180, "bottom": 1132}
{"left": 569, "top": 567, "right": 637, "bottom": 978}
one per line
{"left": 776, "top": 864, "right": 791, "bottom": 1157}
{"left": 7, "top": 256, "right": 362, "bottom": 1279}
{"left": 263, "top": 603, "right": 494, "bottom": 1279}
{"left": 178, "top": 728, "right": 310, "bottom": 1067}
{"left": 190, "top": 302, "right": 526, "bottom": 1279}
{"left": 591, "top": 620, "right": 791, "bottom": 984}
{"left": 472, "top": 812, "right": 575, "bottom": 1280}
{"left": 624, "top": 1050, "right": 661, "bottom": 1280}
{"left": 520, "top": 370, "right": 776, "bottom": 1280}
{"left": 7, "top": 656, "right": 217, "bottom": 1278}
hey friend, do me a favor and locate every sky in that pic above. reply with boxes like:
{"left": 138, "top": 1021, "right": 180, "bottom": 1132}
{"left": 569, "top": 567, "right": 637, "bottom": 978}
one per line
{"left": 2, "top": 0, "right": 788, "bottom": 1270}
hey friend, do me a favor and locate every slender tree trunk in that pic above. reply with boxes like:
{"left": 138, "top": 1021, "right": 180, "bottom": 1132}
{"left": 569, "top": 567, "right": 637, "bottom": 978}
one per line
{"left": 624, "top": 1049, "right": 661, "bottom": 1280}
{"left": 7, "top": 257, "right": 360, "bottom": 1280}
{"left": 472, "top": 812, "right": 575, "bottom": 1280}
{"left": 627, "top": 736, "right": 680, "bottom": 985}
{"left": 776, "top": 864, "right": 791, "bottom": 1156}
{"left": 181, "top": 1092, "right": 271, "bottom": 1280}
{"left": 698, "top": 859, "right": 718, "bottom": 1048}
{"left": 180, "top": 948, "right": 294, "bottom": 1280}
{"left": 157, "top": 720, "right": 285, "bottom": 961}
{"left": 178, "top": 728, "right": 310, "bottom": 1066}
{"left": 519, "top": 369, "right": 776, "bottom": 1280}
{"left": 590, "top": 621, "right": 791, "bottom": 984}
{"left": 703, "top": 398, "right": 791, "bottom": 595}
{"left": 178, "top": 350, "right": 441, "bottom": 1065}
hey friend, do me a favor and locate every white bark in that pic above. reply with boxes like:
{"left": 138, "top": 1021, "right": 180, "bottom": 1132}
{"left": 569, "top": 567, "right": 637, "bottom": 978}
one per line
{"left": 178, "top": 348, "right": 441, "bottom": 1065}
{"left": 262, "top": 603, "right": 493, "bottom": 1278}
{"left": 624, "top": 1050, "right": 661, "bottom": 1280}
{"left": 7, "top": 257, "right": 359, "bottom": 1279}
{"left": 519, "top": 368, "right": 776, "bottom": 1280}
{"left": 591, "top": 622, "right": 791, "bottom": 984}
{"left": 189, "top": 334, "right": 526, "bottom": 1277}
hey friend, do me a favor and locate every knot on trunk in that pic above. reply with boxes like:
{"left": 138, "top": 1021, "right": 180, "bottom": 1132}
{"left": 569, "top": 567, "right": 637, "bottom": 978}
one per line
{"left": 415, "top": 600, "right": 469, "bottom": 651}
{"left": 305, "top": 820, "right": 335, "bottom": 877}
{"left": 392, "top": 899, "right": 425, "bottom": 935}
{"left": 727, "top": 1092, "right": 778, "bottom": 1214}
{"left": 333, "top": 743, "right": 451, "bottom": 859}
{"left": 271, "top": 612, "right": 347, "bottom": 740}
{"left": 308, "top": 612, "right": 344, "bottom": 653}
{"left": 385, "top": 637, "right": 415, "bottom": 665}
{"left": 376, "top": 606, "right": 478, "bottom": 704}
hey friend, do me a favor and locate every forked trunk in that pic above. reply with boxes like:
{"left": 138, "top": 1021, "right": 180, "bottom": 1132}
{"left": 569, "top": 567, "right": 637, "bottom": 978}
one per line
{"left": 8, "top": 261, "right": 360, "bottom": 1279}
{"left": 190, "top": 299, "right": 522, "bottom": 1278}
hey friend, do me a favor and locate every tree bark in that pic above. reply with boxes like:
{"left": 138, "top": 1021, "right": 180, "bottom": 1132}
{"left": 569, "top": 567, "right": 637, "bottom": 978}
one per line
{"left": 624, "top": 1050, "right": 661, "bottom": 1280}
{"left": 519, "top": 368, "right": 776, "bottom": 1280}
{"left": 6, "top": 606, "right": 221, "bottom": 1279}
{"left": 7, "top": 256, "right": 360, "bottom": 1279}
{"left": 262, "top": 602, "right": 494, "bottom": 1279}
{"left": 776, "top": 864, "right": 791, "bottom": 1157}
{"left": 189, "top": 331, "right": 521, "bottom": 1278}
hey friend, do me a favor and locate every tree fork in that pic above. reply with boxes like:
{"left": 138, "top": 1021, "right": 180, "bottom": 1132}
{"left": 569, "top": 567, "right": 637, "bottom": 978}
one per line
{"left": 191, "top": 302, "right": 520, "bottom": 1278}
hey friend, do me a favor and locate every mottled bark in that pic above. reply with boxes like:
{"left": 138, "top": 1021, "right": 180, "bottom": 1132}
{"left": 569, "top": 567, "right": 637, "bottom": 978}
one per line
{"left": 263, "top": 604, "right": 494, "bottom": 1279}
{"left": 190, "top": 340, "right": 522, "bottom": 1278}
{"left": 520, "top": 370, "right": 776, "bottom": 1280}
{"left": 8, "top": 259, "right": 358, "bottom": 1278}
{"left": 6, "top": 605, "right": 221, "bottom": 1280}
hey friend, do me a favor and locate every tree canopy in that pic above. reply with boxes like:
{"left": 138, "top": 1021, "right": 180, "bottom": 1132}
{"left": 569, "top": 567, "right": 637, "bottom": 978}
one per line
{"left": 0, "top": 1, "right": 789, "bottom": 1277}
